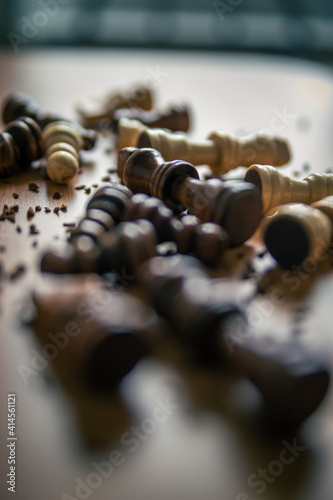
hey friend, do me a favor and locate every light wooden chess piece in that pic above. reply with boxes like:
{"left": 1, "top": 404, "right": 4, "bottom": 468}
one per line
{"left": 133, "top": 127, "right": 290, "bottom": 174}
{"left": 43, "top": 121, "right": 83, "bottom": 183}
{"left": 245, "top": 164, "right": 333, "bottom": 213}
{"left": 77, "top": 85, "right": 153, "bottom": 129}
{"left": 116, "top": 118, "right": 146, "bottom": 151}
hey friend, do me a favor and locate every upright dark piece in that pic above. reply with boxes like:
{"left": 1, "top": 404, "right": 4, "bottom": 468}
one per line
{"left": 139, "top": 255, "right": 330, "bottom": 427}
{"left": 118, "top": 147, "right": 262, "bottom": 246}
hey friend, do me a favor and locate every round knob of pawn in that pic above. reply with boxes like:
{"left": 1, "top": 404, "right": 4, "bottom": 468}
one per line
{"left": 46, "top": 151, "right": 79, "bottom": 184}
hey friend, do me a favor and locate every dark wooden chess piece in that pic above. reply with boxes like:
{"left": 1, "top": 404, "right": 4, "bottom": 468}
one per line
{"left": 0, "top": 116, "right": 43, "bottom": 176}
{"left": 118, "top": 147, "right": 262, "bottom": 246}
{"left": 113, "top": 104, "right": 190, "bottom": 132}
{"left": 139, "top": 254, "right": 330, "bottom": 427}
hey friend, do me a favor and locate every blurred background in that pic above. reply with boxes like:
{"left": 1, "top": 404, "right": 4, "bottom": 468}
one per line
{"left": 0, "top": 0, "right": 333, "bottom": 63}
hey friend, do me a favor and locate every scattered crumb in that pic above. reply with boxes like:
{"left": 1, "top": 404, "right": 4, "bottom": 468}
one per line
{"left": 27, "top": 207, "right": 35, "bottom": 219}
{"left": 107, "top": 168, "right": 115, "bottom": 173}
{"left": 9, "top": 264, "right": 26, "bottom": 281}
{"left": 54, "top": 207, "right": 60, "bottom": 215}
{"left": 60, "top": 204, "right": 67, "bottom": 212}
{"left": 303, "top": 164, "right": 310, "bottom": 172}
{"left": 12, "top": 193, "right": 19, "bottom": 199}
{"left": 16, "top": 226, "right": 22, "bottom": 233}
{"left": 0, "top": 205, "right": 17, "bottom": 223}
{"left": 11, "top": 205, "right": 19, "bottom": 212}
{"left": 92, "top": 184, "right": 98, "bottom": 188}
{"left": 29, "top": 224, "right": 39, "bottom": 235}
{"left": 75, "top": 184, "right": 86, "bottom": 190}
{"left": 28, "top": 182, "right": 39, "bottom": 192}
{"left": 35, "top": 205, "right": 42, "bottom": 212}
{"left": 256, "top": 250, "right": 267, "bottom": 259}
{"left": 44, "top": 207, "right": 51, "bottom": 213}
{"left": 84, "top": 187, "right": 91, "bottom": 195}
{"left": 53, "top": 191, "right": 62, "bottom": 200}
{"left": 101, "top": 175, "right": 111, "bottom": 182}
{"left": 63, "top": 222, "right": 75, "bottom": 227}
{"left": 32, "top": 241, "right": 38, "bottom": 248}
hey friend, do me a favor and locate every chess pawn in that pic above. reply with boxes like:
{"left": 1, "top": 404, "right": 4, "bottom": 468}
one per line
{"left": 0, "top": 117, "right": 43, "bottom": 176}
{"left": 41, "top": 219, "right": 158, "bottom": 275}
{"left": 69, "top": 184, "right": 133, "bottom": 243}
{"left": 245, "top": 164, "right": 333, "bottom": 213}
{"left": 118, "top": 147, "right": 262, "bottom": 246}
{"left": 140, "top": 255, "right": 329, "bottom": 426}
{"left": 262, "top": 198, "right": 333, "bottom": 269}
{"left": 113, "top": 104, "right": 190, "bottom": 133}
{"left": 43, "top": 121, "right": 84, "bottom": 183}
{"left": 136, "top": 127, "right": 290, "bottom": 174}
{"left": 2, "top": 92, "right": 98, "bottom": 151}
{"left": 77, "top": 85, "right": 154, "bottom": 129}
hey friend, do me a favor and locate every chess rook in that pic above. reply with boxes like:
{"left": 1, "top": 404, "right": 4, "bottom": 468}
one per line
{"left": 140, "top": 255, "right": 330, "bottom": 426}
{"left": 43, "top": 121, "right": 85, "bottom": 183}
{"left": 118, "top": 147, "right": 262, "bottom": 246}
{"left": 0, "top": 117, "right": 43, "bottom": 176}
{"left": 2, "top": 92, "right": 98, "bottom": 151}
{"left": 113, "top": 104, "right": 190, "bottom": 132}
{"left": 262, "top": 196, "right": 333, "bottom": 268}
{"left": 245, "top": 164, "right": 333, "bottom": 213}
{"left": 41, "top": 219, "right": 158, "bottom": 275}
{"left": 77, "top": 85, "right": 153, "bottom": 129}
{"left": 135, "top": 127, "right": 290, "bottom": 174}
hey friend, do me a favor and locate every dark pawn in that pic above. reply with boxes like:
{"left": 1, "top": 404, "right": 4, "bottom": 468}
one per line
{"left": 117, "top": 147, "right": 262, "bottom": 246}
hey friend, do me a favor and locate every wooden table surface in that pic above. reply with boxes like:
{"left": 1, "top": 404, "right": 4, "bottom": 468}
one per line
{"left": 1, "top": 49, "right": 333, "bottom": 500}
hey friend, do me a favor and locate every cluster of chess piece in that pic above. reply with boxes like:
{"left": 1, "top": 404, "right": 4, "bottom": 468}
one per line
{"left": 4, "top": 83, "right": 329, "bottom": 446}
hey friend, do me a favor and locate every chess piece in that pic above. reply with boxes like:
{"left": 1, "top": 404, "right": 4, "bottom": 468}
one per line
{"left": 41, "top": 219, "right": 158, "bottom": 275}
{"left": 118, "top": 147, "right": 262, "bottom": 246}
{"left": 31, "top": 279, "right": 154, "bottom": 446}
{"left": 69, "top": 184, "right": 132, "bottom": 243}
{"left": 126, "top": 194, "right": 229, "bottom": 265}
{"left": 2, "top": 92, "right": 98, "bottom": 151}
{"left": 245, "top": 164, "right": 333, "bottom": 213}
{"left": 77, "top": 85, "right": 154, "bottom": 129}
{"left": 116, "top": 118, "right": 146, "bottom": 152}
{"left": 113, "top": 104, "right": 190, "bottom": 132}
{"left": 262, "top": 196, "right": 333, "bottom": 268}
{"left": 136, "top": 127, "right": 290, "bottom": 174}
{"left": 139, "top": 255, "right": 330, "bottom": 426}
{"left": 43, "top": 121, "right": 84, "bottom": 183}
{"left": 0, "top": 117, "right": 43, "bottom": 176}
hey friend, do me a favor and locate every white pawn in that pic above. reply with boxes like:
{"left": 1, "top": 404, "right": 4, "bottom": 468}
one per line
{"left": 43, "top": 121, "right": 83, "bottom": 184}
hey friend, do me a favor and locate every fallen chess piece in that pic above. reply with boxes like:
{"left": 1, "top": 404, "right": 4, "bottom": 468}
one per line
{"left": 245, "top": 164, "right": 333, "bottom": 213}
{"left": 261, "top": 195, "right": 333, "bottom": 268}
{"left": 139, "top": 254, "right": 330, "bottom": 427}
